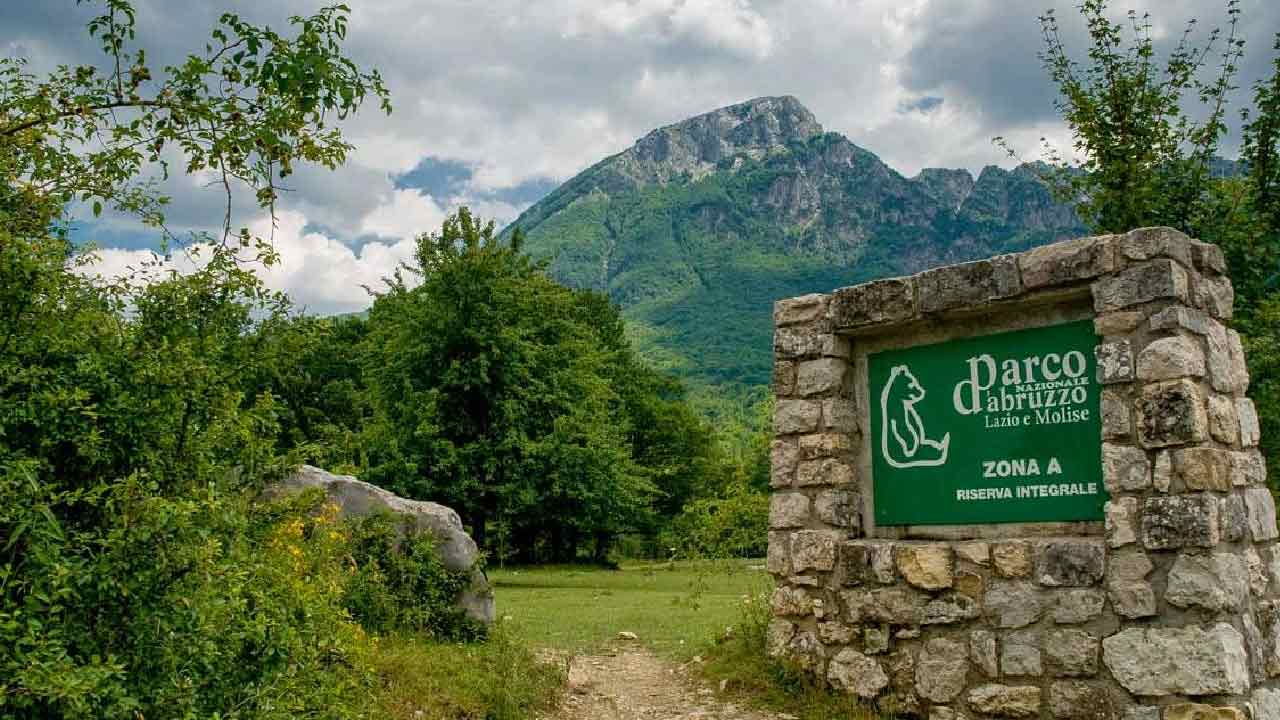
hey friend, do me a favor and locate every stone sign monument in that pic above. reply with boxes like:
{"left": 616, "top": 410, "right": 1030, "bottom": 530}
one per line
{"left": 767, "top": 228, "right": 1280, "bottom": 718}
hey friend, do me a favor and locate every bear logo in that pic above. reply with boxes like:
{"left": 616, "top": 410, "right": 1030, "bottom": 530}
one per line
{"left": 880, "top": 364, "right": 950, "bottom": 468}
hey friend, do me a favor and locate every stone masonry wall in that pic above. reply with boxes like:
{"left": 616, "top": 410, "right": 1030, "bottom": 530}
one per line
{"left": 768, "top": 228, "right": 1280, "bottom": 719}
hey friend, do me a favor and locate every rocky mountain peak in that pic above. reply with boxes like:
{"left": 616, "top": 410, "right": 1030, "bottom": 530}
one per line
{"left": 608, "top": 95, "right": 823, "bottom": 186}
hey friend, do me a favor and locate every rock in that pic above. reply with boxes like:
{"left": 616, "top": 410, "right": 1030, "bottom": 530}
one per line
{"left": 1053, "top": 589, "right": 1106, "bottom": 624}
{"left": 1096, "top": 310, "right": 1146, "bottom": 336}
{"left": 1165, "top": 553, "right": 1248, "bottom": 612}
{"left": 929, "top": 708, "right": 965, "bottom": 720}
{"left": 814, "top": 489, "right": 859, "bottom": 528}
{"left": 1125, "top": 708, "right": 1161, "bottom": 720}
{"left": 1142, "top": 495, "right": 1219, "bottom": 550}
{"left": 617, "top": 631, "right": 638, "bottom": 640}
{"left": 1239, "top": 398, "right": 1261, "bottom": 447}
{"left": 880, "top": 647, "right": 921, "bottom": 716}
{"left": 1221, "top": 494, "right": 1248, "bottom": 543}
{"left": 1035, "top": 540, "right": 1105, "bottom": 587}
{"left": 992, "top": 540, "right": 1033, "bottom": 578}
{"left": 1205, "top": 324, "right": 1248, "bottom": 394}
{"left": 1092, "top": 259, "right": 1189, "bottom": 313}
{"left": 830, "top": 277, "right": 917, "bottom": 329}
{"left": 791, "top": 530, "right": 840, "bottom": 572}
{"left": 799, "top": 432, "right": 853, "bottom": 459}
{"left": 1163, "top": 703, "right": 1248, "bottom": 720}
{"left": 918, "top": 255, "right": 1021, "bottom": 313}
{"left": 1107, "top": 551, "right": 1157, "bottom": 619}
{"left": 822, "top": 398, "right": 858, "bottom": 433}
{"left": 1192, "top": 240, "right": 1228, "bottom": 274}
{"left": 774, "top": 399, "right": 822, "bottom": 435}
{"left": 770, "top": 439, "right": 799, "bottom": 487}
{"left": 1043, "top": 629, "right": 1099, "bottom": 677}
{"left": 1103, "top": 444, "right": 1151, "bottom": 492}
{"left": 770, "top": 586, "right": 813, "bottom": 617}
{"left": 766, "top": 619, "right": 795, "bottom": 657}
{"left": 971, "top": 630, "right": 999, "bottom": 677}
{"left": 895, "top": 544, "right": 954, "bottom": 590}
{"left": 774, "top": 293, "right": 828, "bottom": 326}
{"left": 1106, "top": 497, "right": 1140, "bottom": 548}
{"left": 1096, "top": 340, "right": 1135, "bottom": 384}
{"left": 1101, "top": 389, "right": 1133, "bottom": 439}
{"left": 1207, "top": 395, "right": 1239, "bottom": 445}
{"left": 915, "top": 638, "right": 969, "bottom": 703}
{"left": 269, "top": 465, "right": 493, "bottom": 623}
{"left": 796, "top": 457, "right": 855, "bottom": 487}
{"left": 1170, "top": 447, "right": 1234, "bottom": 492}
{"left": 986, "top": 581, "right": 1044, "bottom": 628}
{"left": 1137, "top": 336, "right": 1206, "bottom": 380}
{"left": 769, "top": 493, "right": 810, "bottom": 529}
{"left": 785, "top": 630, "right": 824, "bottom": 672}
{"left": 775, "top": 325, "right": 849, "bottom": 360}
{"left": 1000, "top": 631, "right": 1042, "bottom": 677}
{"left": 1153, "top": 451, "right": 1172, "bottom": 492}
{"left": 1020, "top": 235, "right": 1116, "bottom": 289}
{"left": 954, "top": 570, "right": 984, "bottom": 600}
{"left": 797, "top": 358, "right": 848, "bottom": 397}
{"left": 1244, "top": 488, "right": 1279, "bottom": 542}
{"left": 1246, "top": 547, "right": 1268, "bottom": 598}
{"left": 1101, "top": 623, "right": 1251, "bottom": 696}
{"left": 767, "top": 532, "right": 791, "bottom": 575}
{"left": 773, "top": 360, "right": 797, "bottom": 397}
{"left": 1252, "top": 688, "right": 1280, "bottom": 720}
{"left": 967, "top": 684, "right": 1042, "bottom": 718}
{"left": 1135, "top": 379, "right": 1208, "bottom": 448}
{"left": 863, "top": 624, "right": 890, "bottom": 654}
{"left": 955, "top": 541, "right": 991, "bottom": 566}
{"left": 1047, "top": 681, "right": 1122, "bottom": 720}
{"left": 1233, "top": 450, "right": 1266, "bottom": 487}
{"left": 827, "top": 648, "right": 889, "bottom": 699}
{"left": 1119, "top": 227, "right": 1195, "bottom": 266}
{"left": 1195, "top": 274, "right": 1235, "bottom": 319}
{"left": 817, "top": 620, "right": 856, "bottom": 645}
{"left": 922, "top": 593, "right": 981, "bottom": 625}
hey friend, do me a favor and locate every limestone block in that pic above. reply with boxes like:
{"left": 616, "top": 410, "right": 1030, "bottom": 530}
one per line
{"left": 1052, "top": 588, "right": 1106, "bottom": 624}
{"left": 1119, "top": 227, "right": 1195, "bottom": 267}
{"left": 1142, "top": 495, "right": 1219, "bottom": 549}
{"left": 814, "top": 489, "right": 859, "bottom": 528}
{"left": 768, "top": 493, "right": 809, "bottom": 529}
{"left": 1000, "top": 631, "right": 1042, "bottom": 677}
{"left": 774, "top": 399, "right": 821, "bottom": 435}
{"left": 1096, "top": 340, "right": 1135, "bottom": 384}
{"left": 971, "top": 629, "right": 999, "bottom": 677}
{"left": 1195, "top": 274, "right": 1235, "bottom": 319}
{"left": 830, "top": 277, "right": 916, "bottom": 329}
{"left": 1020, "top": 234, "right": 1116, "bottom": 289}
{"left": 1137, "top": 335, "right": 1206, "bottom": 381}
{"left": 917, "top": 254, "right": 1021, "bottom": 313}
{"left": 1163, "top": 704, "right": 1247, "bottom": 720}
{"left": 1246, "top": 547, "right": 1268, "bottom": 598}
{"left": 859, "top": 587, "right": 927, "bottom": 625}
{"left": 930, "top": 708, "right": 966, "bottom": 720}
{"left": 921, "top": 592, "right": 981, "bottom": 625}
{"left": 774, "top": 293, "right": 829, "bottom": 326}
{"left": 955, "top": 541, "right": 991, "bottom": 566}
{"left": 1101, "top": 623, "right": 1251, "bottom": 696}
{"left": 1135, "top": 379, "right": 1208, "bottom": 448}
{"left": 1251, "top": 688, "right": 1280, "bottom": 720}
{"left": 1044, "top": 629, "right": 1100, "bottom": 677}
{"left": 1092, "top": 259, "right": 1190, "bottom": 313}
{"left": 767, "top": 531, "right": 791, "bottom": 575}
{"left": 799, "top": 432, "right": 853, "bottom": 460}
{"left": 1239, "top": 398, "right": 1261, "bottom": 447}
{"left": 1170, "top": 446, "right": 1235, "bottom": 492}
{"left": 1048, "top": 680, "right": 1123, "bottom": 720}
{"left": 817, "top": 620, "right": 857, "bottom": 645}
{"left": 992, "top": 540, "right": 1033, "bottom": 578}
{"left": 770, "top": 439, "right": 798, "bottom": 488}
{"left": 1153, "top": 451, "right": 1172, "bottom": 492}
{"left": 1096, "top": 310, "right": 1146, "bottom": 336}
{"left": 967, "top": 684, "right": 1042, "bottom": 718}
{"left": 1205, "top": 324, "right": 1249, "bottom": 394}
{"left": 770, "top": 586, "right": 813, "bottom": 617}
{"left": 821, "top": 397, "right": 858, "bottom": 433}
{"left": 985, "top": 581, "right": 1045, "bottom": 628}
{"left": 1035, "top": 539, "right": 1105, "bottom": 587}
{"left": 1191, "top": 241, "right": 1228, "bottom": 274}
{"left": 864, "top": 624, "right": 890, "bottom": 654}
{"left": 881, "top": 647, "right": 921, "bottom": 716}
{"left": 1233, "top": 450, "right": 1266, "bottom": 487}
{"left": 1106, "top": 497, "right": 1140, "bottom": 548}
{"left": 894, "top": 544, "right": 954, "bottom": 590}
{"left": 786, "top": 630, "right": 824, "bottom": 673}
{"left": 774, "top": 324, "right": 845, "bottom": 359}
{"left": 1102, "top": 389, "right": 1132, "bottom": 439}
{"left": 1165, "top": 553, "right": 1249, "bottom": 612}
{"left": 796, "top": 457, "right": 855, "bottom": 487}
{"left": 766, "top": 619, "right": 795, "bottom": 657}
{"left": 797, "top": 357, "right": 849, "bottom": 397}
{"left": 1221, "top": 493, "right": 1248, "bottom": 542}
{"left": 1150, "top": 305, "right": 1213, "bottom": 334}
{"left": 827, "top": 648, "right": 889, "bottom": 699}
{"left": 1104, "top": 443, "right": 1151, "bottom": 492}
{"left": 1127, "top": 708, "right": 1161, "bottom": 720}
{"left": 915, "top": 637, "right": 969, "bottom": 703}
{"left": 954, "top": 570, "right": 984, "bottom": 600}
{"left": 773, "top": 359, "right": 797, "bottom": 397}
{"left": 1244, "top": 488, "right": 1279, "bottom": 542}
{"left": 1107, "top": 551, "right": 1157, "bottom": 619}
{"left": 791, "top": 530, "right": 839, "bottom": 572}
{"left": 1207, "top": 395, "right": 1240, "bottom": 445}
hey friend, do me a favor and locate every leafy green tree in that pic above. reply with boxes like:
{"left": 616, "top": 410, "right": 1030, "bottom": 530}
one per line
{"left": 1024, "top": 0, "right": 1280, "bottom": 479}
{"left": 362, "top": 209, "right": 656, "bottom": 562}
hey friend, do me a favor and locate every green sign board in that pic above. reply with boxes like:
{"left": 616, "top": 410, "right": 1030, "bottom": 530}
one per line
{"left": 869, "top": 320, "right": 1105, "bottom": 526}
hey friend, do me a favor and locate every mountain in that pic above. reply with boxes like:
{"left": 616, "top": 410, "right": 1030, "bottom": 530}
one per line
{"left": 502, "top": 96, "right": 1085, "bottom": 395}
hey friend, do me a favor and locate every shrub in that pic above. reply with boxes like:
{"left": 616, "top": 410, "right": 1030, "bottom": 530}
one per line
{"left": 662, "top": 484, "right": 769, "bottom": 559}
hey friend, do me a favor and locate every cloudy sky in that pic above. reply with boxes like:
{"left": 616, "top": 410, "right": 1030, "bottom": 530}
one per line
{"left": 3, "top": 0, "right": 1278, "bottom": 313}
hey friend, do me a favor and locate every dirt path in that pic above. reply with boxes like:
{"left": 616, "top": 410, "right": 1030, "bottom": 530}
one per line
{"left": 540, "top": 644, "right": 791, "bottom": 720}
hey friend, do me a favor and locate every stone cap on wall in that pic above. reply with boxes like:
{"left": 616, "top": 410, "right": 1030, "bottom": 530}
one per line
{"left": 774, "top": 227, "right": 1229, "bottom": 336}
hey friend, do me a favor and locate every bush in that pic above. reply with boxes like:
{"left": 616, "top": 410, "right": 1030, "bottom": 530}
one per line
{"left": 662, "top": 484, "right": 769, "bottom": 559}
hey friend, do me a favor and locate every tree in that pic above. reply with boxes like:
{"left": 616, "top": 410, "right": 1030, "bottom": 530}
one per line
{"left": 1023, "top": 0, "right": 1280, "bottom": 482}
{"left": 362, "top": 209, "right": 657, "bottom": 562}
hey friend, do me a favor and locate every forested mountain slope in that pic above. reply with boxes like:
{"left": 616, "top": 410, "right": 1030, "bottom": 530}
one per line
{"left": 503, "top": 96, "right": 1085, "bottom": 392}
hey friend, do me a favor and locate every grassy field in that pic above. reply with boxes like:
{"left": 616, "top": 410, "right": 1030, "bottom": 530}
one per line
{"left": 490, "top": 559, "right": 770, "bottom": 657}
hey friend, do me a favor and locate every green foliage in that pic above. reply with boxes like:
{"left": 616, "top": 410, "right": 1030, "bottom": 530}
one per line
{"left": 1028, "top": 0, "right": 1280, "bottom": 481}
{"left": 343, "top": 512, "right": 481, "bottom": 640}
{"left": 662, "top": 484, "right": 769, "bottom": 559}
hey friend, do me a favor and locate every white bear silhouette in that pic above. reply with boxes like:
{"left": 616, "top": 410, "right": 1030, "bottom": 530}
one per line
{"left": 880, "top": 364, "right": 950, "bottom": 468}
